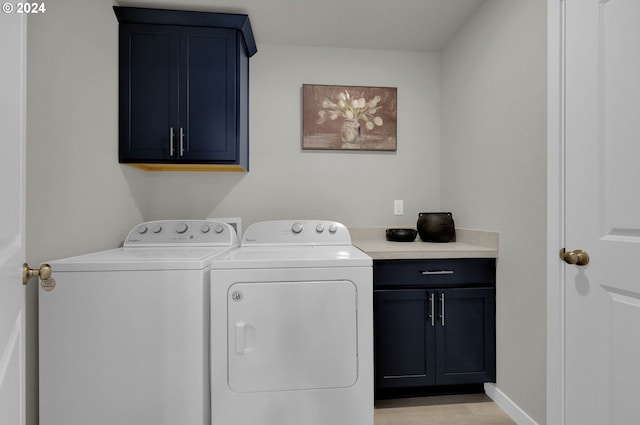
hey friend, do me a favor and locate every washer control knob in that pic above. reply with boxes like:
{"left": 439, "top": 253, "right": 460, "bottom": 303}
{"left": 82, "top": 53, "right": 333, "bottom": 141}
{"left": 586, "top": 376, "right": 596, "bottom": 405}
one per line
{"left": 328, "top": 224, "right": 338, "bottom": 234}
{"left": 152, "top": 225, "right": 162, "bottom": 234}
{"left": 175, "top": 223, "right": 188, "bottom": 234}
{"left": 316, "top": 224, "right": 325, "bottom": 233}
{"left": 291, "top": 222, "right": 304, "bottom": 234}
{"left": 137, "top": 225, "right": 148, "bottom": 234}
{"left": 200, "top": 224, "right": 211, "bottom": 233}
{"left": 214, "top": 225, "right": 225, "bottom": 234}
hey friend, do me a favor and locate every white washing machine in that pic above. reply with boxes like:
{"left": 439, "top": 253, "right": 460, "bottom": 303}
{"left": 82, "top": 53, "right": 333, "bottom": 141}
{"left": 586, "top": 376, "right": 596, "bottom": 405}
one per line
{"left": 39, "top": 220, "right": 238, "bottom": 425}
{"left": 210, "top": 220, "right": 373, "bottom": 425}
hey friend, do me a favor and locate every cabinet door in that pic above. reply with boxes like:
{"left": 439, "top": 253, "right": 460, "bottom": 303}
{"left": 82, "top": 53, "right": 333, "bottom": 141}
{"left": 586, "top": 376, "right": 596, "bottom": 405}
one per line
{"left": 374, "top": 289, "right": 435, "bottom": 388}
{"left": 119, "top": 24, "right": 179, "bottom": 162}
{"left": 435, "top": 288, "right": 496, "bottom": 385}
{"left": 178, "top": 27, "right": 238, "bottom": 162}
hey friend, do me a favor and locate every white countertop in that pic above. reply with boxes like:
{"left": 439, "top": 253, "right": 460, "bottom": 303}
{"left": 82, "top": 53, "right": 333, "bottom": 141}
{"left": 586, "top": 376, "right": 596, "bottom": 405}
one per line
{"left": 349, "top": 227, "right": 499, "bottom": 260}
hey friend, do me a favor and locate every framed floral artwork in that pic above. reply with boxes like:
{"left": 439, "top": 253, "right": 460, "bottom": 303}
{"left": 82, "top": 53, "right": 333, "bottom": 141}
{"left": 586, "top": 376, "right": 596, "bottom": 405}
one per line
{"left": 302, "top": 84, "right": 397, "bottom": 151}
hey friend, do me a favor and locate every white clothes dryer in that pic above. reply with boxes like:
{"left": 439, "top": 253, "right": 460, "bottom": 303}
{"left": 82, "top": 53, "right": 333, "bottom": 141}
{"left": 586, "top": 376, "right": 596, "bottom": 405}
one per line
{"left": 39, "top": 220, "right": 238, "bottom": 425}
{"left": 210, "top": 220, "right": 373, "bottom": 425}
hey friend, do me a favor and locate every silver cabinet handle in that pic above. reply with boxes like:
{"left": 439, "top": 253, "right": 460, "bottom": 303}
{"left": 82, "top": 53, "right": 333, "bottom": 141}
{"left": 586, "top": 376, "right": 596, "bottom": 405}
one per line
{"left": 169, "top": 127, "right": 175, "bottom": 156}
{"left": 179, "top": 127, "right": 185, "bottom": 157}
{"left": 422, "top": 270, "right": 454, "bottom": 275}
{"left": 440, "top": 292, "right": 445, "bottom": 326}
{"left": 430, "top": 293, "right": 435, "bottom": 327}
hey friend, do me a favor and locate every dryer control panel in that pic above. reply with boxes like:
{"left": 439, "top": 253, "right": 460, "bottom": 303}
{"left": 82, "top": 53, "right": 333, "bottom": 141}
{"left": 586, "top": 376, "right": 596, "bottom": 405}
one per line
{"left": 242, "top": 220, "right": 352, "bottom": 246}
{"left": 124, "top": 220, "right": 239, "bottom": 247}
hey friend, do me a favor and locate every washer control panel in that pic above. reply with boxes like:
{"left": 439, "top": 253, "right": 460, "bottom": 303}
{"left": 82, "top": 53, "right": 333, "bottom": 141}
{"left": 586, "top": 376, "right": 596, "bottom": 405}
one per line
{"left": 124, "top": 220, "right": 239, "bottom": 247}
{"left": 242, "top": 220, "right": 351, "bottom": 246}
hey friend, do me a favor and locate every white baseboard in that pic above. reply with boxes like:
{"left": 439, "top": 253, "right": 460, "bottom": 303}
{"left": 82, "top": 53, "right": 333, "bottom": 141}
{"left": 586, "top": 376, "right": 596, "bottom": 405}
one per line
{"left": 484, "top": 383, "right": 539, "bottom": 425}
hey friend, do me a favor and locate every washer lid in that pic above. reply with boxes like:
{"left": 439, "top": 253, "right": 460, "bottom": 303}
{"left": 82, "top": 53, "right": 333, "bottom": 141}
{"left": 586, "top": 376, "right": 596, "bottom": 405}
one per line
{"left": 48, "top": 246, "right": 234, "bottom": 272}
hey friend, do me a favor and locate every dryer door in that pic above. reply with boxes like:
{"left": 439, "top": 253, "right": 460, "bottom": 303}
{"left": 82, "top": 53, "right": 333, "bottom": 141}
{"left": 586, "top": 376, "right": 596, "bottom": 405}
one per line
{"left": 228, "top": 280, "right": 358, "bottom": 393}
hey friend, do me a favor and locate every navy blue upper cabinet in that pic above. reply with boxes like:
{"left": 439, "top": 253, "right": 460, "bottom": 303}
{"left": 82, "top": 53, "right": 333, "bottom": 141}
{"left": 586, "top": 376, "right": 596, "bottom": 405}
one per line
{"left": 114, "top": 7, "right": 256, "bottom": 171}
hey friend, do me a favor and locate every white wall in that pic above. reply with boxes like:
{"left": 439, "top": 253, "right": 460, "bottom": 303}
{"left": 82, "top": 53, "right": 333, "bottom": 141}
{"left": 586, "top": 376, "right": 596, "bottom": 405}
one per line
{"left": 26, "top": 0, "right": 143, "bottom": 264}
{"left": 27, "top": 2, "right": 441, "bottom": 266}
{"left": 143, "top": 44, "right": 442, "bottom": 228}
{"left": 26, "top": 6, "right": 440, "bottom": 422}
{"left": 26, "top": 1, "right": 548, "bottom": 424}
{"left": 441, "top": 1, "right": 547, "bottom": 423}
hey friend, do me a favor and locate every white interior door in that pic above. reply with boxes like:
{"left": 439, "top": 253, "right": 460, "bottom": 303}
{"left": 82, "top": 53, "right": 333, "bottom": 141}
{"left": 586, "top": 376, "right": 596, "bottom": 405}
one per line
{"left": 0, "top": 12, "right": 27, "bottom": 425}
{"left": 561, "top": 0, "right": 640, "bottom": 423}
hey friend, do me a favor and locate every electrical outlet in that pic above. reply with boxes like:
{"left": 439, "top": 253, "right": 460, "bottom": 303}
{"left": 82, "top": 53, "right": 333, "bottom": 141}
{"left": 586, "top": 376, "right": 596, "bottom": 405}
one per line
{"left": 209, "top": 217, "right": 242, "bottom": 237}
{"left": 394, "top": 200, "right": 404, "bottom": 215}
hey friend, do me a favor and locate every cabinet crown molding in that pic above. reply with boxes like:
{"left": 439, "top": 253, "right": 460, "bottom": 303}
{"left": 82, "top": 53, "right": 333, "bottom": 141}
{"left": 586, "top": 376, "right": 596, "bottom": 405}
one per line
{"left": 113, "top": 6, "right": 257, "bottom": 57}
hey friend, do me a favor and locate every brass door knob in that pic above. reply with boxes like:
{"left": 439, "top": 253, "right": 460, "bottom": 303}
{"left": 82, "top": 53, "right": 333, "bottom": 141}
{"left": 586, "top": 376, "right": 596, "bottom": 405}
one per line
{"left": 560, "top": 249, "right": 590, "bottom": 266}
{"left": 22, "top": 263, "right": 52, "bottom": 285}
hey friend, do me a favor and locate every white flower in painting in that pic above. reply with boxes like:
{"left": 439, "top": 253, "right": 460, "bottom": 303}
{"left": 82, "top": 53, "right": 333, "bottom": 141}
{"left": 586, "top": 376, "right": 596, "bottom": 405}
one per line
{"left": 317, "top": 90, "right": 386, "bottom": 130}
{"left": 352, "top": 97, "right": 366, "bottom": 109}
{"left": 322, "top": 99, "right": 337, "bottom": 109}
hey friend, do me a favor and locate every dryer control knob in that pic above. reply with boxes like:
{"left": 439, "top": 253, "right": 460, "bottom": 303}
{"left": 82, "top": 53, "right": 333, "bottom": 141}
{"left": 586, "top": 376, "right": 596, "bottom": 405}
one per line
{"left": 291, "top": 222, "right": 304, "bottom": 234}
{"left": 214, "top": 225, "right": 225, "bottom": 234}
{"left": 175, "top": 223, "right": 188, "bottom": 234}
{"left": 200, "top": 224, "right": 211, "bottom": 233}
{"left": 316, "top": 224, "right": 325, "bottom": 233}
{"left": 151, "top": 225, "right": 162, "bottom": 234}
{"left": 137, "top": 225, "right": 148, "bottom": 234}
{"left": 328, "top": 224, "right": 338, "bottom": 234}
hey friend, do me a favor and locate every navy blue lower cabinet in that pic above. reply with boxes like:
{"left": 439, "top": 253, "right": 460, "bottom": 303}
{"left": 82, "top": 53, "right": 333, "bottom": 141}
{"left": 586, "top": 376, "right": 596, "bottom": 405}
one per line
{"left": 374, "top": 289, "right": 436, "bottom": 387}
{"left": 434, "top": 288, "right": 496, "bottom": 385}
{"left": 373, "top": 259, "right": 496, "bottom": 394}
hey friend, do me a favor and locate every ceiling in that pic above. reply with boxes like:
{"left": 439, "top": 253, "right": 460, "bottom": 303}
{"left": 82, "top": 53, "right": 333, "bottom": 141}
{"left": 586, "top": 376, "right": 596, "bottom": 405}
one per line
{"left": 115, "top": 0, "right": 486, "bottom": 52}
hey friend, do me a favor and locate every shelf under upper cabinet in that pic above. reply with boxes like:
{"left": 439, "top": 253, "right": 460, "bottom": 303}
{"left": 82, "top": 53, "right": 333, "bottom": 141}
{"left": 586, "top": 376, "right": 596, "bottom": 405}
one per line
{"left": 125, "top": 163, "right": 248, "bottom": 172}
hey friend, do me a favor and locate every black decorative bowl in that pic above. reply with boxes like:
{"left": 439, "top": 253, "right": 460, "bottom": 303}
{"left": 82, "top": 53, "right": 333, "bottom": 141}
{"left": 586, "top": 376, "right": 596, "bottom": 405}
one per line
{"left": 385, "top": 228, "right": 418, "bottom": 242}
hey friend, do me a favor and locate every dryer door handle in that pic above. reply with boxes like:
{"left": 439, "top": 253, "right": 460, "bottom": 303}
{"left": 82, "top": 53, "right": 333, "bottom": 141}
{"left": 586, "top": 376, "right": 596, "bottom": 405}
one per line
{"left": 234, "top": 322, "right": 255, "bottom": 354}
{"left": 235, "top": 322, "right": 246, "bottom": 354}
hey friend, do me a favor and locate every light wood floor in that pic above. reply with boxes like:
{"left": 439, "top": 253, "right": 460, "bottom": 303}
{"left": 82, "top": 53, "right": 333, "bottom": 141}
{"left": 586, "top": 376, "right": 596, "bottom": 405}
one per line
{"left": 375, "top": 394, "right": 516, "bottom": 425}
